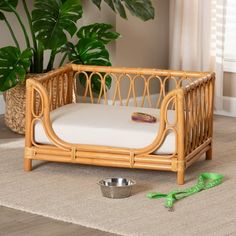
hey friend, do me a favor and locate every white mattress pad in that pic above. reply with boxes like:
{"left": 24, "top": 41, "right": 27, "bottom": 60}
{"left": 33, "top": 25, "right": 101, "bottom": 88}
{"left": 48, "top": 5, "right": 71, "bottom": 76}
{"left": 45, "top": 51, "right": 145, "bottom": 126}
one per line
{"left": 34, "top": 103, "right": 176, "bottom": 154}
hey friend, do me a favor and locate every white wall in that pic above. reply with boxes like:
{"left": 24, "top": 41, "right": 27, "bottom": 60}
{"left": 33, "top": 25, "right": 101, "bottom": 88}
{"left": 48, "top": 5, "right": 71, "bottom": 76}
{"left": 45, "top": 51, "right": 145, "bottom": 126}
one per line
{"left": 115, "top": 0, "right": 169, "bottom": 69}
{"left": 224, "top": 72, "right": 236, "bottom": 97}
{"left": 114, "top": 0, "right": 169, "bottom": 96}
{"left": 219, "top": 72, "right": 236, "bottom": 117}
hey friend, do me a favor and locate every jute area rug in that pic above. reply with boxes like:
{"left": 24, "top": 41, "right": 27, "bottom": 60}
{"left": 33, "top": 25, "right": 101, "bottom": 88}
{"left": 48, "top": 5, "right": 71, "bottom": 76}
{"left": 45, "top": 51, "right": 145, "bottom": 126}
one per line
{"left": 0, "top": 117, "right": 236, "bottom": 236}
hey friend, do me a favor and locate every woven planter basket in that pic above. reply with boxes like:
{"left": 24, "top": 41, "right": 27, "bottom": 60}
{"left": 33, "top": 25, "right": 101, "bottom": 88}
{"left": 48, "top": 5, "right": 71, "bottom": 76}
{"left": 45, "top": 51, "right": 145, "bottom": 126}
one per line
{"left": 4, "top": 74, "right": 44, "bottom": 134}
{"left": 4, "top": 83, "right": 26, "bottom": 134}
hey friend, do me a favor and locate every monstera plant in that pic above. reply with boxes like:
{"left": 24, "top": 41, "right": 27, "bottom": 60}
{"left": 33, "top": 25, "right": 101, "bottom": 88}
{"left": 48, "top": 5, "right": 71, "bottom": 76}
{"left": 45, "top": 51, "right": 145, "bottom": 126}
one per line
{"left": 0, "top": 0, "right": 154, "bottom": 93}
{"left": 0, "top": 0, "right": 154, "bottom": 134}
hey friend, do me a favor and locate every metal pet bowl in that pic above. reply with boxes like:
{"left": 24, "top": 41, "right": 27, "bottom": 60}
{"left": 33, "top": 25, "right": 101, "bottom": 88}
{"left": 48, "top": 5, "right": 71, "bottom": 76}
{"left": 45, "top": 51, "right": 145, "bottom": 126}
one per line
{"left": 98, "top": 177, "right": 136, "bottom": 199}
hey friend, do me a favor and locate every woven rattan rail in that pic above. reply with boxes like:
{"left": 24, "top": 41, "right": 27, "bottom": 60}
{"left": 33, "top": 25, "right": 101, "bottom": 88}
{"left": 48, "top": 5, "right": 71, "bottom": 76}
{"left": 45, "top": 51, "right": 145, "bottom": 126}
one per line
{"left": 24, "top": 64, "right": 215, "bottom": 185}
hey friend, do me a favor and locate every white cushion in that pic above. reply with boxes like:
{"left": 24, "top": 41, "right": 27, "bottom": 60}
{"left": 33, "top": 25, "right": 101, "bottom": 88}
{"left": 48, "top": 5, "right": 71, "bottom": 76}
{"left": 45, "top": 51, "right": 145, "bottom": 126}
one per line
{"left": 34, "top": 103, "right": 176, "bottom": 154}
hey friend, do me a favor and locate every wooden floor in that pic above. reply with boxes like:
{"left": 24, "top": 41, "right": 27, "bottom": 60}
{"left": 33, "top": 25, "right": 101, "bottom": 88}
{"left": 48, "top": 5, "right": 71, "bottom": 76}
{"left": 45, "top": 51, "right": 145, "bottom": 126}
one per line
{"left": 0, "top": 115, "right": 117, "bottom": 236}
{"left": 0, "top": 206, "right": 117, "bottom": 236}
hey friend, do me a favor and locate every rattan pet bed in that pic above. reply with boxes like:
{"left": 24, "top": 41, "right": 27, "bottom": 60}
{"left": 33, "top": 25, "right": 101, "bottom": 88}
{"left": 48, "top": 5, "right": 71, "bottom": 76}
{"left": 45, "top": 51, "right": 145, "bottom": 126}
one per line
{"left": 24, "top": 64, "right": 215, "bottom": 185}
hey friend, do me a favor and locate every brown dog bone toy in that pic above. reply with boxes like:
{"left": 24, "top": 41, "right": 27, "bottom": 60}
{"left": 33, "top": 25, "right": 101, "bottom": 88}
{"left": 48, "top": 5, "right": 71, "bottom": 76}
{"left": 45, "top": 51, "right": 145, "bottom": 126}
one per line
{"left": 131, "top": 112, "right": 157, "bottom": 123}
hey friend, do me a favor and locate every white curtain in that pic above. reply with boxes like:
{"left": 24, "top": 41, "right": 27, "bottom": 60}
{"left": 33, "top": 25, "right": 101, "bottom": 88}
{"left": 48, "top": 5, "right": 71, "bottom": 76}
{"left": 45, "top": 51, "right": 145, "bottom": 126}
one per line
{"left": 169, "top": 0, "right": 226, "bottom": 111}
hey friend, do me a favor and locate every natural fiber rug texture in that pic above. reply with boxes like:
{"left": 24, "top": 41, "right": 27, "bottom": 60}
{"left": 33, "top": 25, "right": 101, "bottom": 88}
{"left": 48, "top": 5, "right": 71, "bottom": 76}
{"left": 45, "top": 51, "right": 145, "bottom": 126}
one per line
{"left": 0, "top": 117, "right": 236, "bottom": 236}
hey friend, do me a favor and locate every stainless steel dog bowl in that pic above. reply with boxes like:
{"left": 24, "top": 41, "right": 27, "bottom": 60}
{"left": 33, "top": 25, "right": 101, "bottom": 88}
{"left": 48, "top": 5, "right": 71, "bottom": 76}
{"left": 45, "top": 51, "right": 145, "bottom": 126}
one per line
{"left": 98, "top": 177, "right": 136, "bottom": 199}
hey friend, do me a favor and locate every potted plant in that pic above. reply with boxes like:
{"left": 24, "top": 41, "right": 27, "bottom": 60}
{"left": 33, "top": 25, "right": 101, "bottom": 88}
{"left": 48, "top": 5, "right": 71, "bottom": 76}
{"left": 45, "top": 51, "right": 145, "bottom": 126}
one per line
{"left": 0, "top": 0, "right": 154, "bottom": 134}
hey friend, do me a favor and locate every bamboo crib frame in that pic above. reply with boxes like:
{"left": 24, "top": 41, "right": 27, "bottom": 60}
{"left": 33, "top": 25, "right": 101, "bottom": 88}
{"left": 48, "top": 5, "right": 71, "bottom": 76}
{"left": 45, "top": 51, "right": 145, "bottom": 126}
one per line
{"left": 24, "top": 64, "right": 215, "bottom": 185}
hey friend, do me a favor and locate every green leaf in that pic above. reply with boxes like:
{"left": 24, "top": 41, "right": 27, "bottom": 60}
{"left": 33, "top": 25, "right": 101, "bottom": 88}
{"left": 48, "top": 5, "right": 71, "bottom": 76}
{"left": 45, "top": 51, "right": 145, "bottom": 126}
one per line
{"left": 0, "top": 46, "right": 33, "bottom": 91}
{"left": 63, "top": 39, "right": 112, "bottom": 94}
{"left": 90, "top": 0, "right": 154, "bottom": 21}
{"left": 104, "top": 0, "right": 115, "bottom": 11}
{"left": 32, "top": 0, "right": 83, "bottom": 50}
{"left": 91, "top": 0, "right": 102, "bottom": 9}
{"left": 0, "top": 11, "right": 5, "bottom": 20}
{"left": 77, "top": 23, "right": 120, "bottom": 44}
{"left": 113, "top": 0, "right": 127, "bottom": 19}
{"left": 68, "top": 38, "right": 111, "bottom": 66}
{"left": 61, "top": 42, "right": 81, "bottom": 64}
{"left": 124, "top": 0, "right": 154, "bottom": 21}
{"left": 0, "top": 0, "right": 18, "bottom": 12}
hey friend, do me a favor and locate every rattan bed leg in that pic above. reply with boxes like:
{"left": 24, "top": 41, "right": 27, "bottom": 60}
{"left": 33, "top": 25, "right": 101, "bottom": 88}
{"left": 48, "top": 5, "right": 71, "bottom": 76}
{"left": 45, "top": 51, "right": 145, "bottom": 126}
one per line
{"left": 206, "top": 147, "right": 212, "bottom": 160}
{"left": 24, "top": 159, "right": 32, "bottom": 171}
{"left": 177, "top": 159, "right": 185, "bottom": 185}
{"left": 177, "top": 169, "right": 185, "bottom": 185}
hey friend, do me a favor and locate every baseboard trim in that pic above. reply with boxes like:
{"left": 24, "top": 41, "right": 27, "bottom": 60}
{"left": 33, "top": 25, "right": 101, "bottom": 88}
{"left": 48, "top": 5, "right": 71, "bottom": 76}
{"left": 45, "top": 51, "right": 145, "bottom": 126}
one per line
{"left": 214, "top": 96, "right": 236, "bottom": 117}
